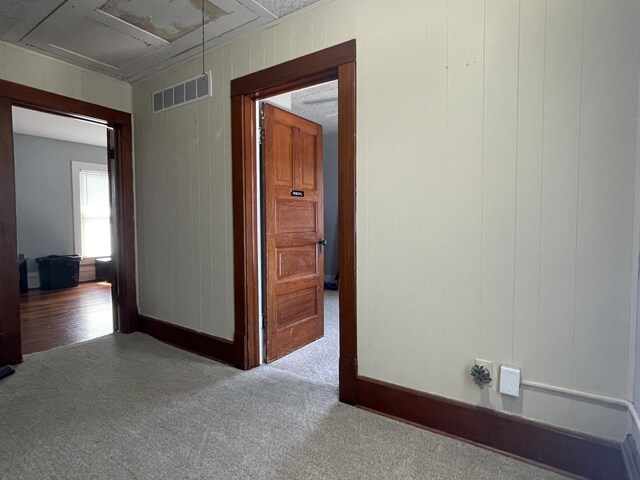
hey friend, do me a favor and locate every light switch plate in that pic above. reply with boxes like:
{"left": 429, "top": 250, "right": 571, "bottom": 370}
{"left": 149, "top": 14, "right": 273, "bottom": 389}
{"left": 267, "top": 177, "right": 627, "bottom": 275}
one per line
{"left": 499, "top": 365, "right": 520, "bottom": 397}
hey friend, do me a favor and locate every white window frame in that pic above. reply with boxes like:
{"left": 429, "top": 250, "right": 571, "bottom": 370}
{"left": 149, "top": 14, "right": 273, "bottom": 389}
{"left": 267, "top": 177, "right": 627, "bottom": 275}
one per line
{"left": 71, "top": 161, "right": 109, "bottom": 258}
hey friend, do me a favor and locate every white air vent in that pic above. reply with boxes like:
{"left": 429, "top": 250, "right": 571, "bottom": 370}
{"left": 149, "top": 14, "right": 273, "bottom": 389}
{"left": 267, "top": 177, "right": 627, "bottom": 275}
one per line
{"left": 152, "top": 71, "right": 212, "bottom": 113}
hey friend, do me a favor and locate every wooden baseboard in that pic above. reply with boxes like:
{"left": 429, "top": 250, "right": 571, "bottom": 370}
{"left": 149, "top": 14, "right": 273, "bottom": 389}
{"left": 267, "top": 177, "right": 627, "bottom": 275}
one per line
{"left": 623, "top": 434, "right": 640, "bottom": 480}
{"left": 356, "top": 376, "right": 626, "bottom": 480}
{"left": 137, "top": 315, "right": 234, "bottom": 365}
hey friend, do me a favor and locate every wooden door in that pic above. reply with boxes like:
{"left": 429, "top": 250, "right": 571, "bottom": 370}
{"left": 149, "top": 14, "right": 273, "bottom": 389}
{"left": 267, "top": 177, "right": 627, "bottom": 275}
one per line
{"left": 263, "top": 103, "right": 324, "bottom": 363}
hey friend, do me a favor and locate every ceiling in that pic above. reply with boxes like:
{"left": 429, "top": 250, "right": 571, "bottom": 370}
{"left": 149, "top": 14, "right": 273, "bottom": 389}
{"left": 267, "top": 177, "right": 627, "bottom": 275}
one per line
{"left": 288, "top": 80, "right": 338, "bottom": 134}
{"left": 0, "top": 0, "right": 321, "bottom": 82}
{"left": 12, "top": 107, "right": 108, "bottom": 147}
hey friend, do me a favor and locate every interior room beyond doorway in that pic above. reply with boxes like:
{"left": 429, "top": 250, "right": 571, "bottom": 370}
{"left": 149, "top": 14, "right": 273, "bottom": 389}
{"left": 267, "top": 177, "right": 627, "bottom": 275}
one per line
{"left": 258, "top": 80, "right": 340, "bottom": 387}
{"left": 12, "top": 107, "right": 114, "bottom": 354}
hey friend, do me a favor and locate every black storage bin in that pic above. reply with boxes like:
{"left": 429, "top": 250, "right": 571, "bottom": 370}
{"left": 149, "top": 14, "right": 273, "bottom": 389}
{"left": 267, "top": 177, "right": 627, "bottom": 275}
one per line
{"left": 18, "top": 258, "right": 28, "bottom": 294}
{"left": 36, "top": 255, "right": 81, "bottom": 290}
{"left": 95, "top": 257, "right": 112, "bottom": 282}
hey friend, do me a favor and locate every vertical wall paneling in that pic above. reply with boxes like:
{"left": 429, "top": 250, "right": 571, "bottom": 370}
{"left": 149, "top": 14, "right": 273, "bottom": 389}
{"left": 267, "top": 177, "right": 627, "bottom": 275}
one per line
{"left": 422, "top": 0, "right": 448, "bottom": 396}
{"left": 572, "top": 0, "right": 638, "bottom": 400}
{"left": 537, "top": 0, "right": 583, "bottom": 391}
{"left": 274, "top": 22, "right": 292, "bottom": 66}
{"left": 131, "top": 0, "right": 640, "bottom": 440}
{"left": 250, "top": 33, "right": 265, "bottom": 73}
{"left": 443, "top": 0, "right": 485, "bottom": 403}
{"left": 198, "top": 96, "right": 214, "bottom": 334}
{"left": 0, "top": 41, "right": 131, "bottom": 112}
{"left": 395, "top": 0, "right": 429, "bottom": 391}
{"left": 263, "top": 28, "right": 276, "bottom": 69}
{"left": 0, "top": 43, "right": 6, "bottom": 79}
{"left": 222, "top": 46, "right": 235, "bottom": 340}
{"left": 359, "top": 0, "right": 401, "bottom": 383}
{"left": 311, "top": 6, "right": 327, "bottom": 51}
{"left": 512, "top": 0, "right": 545, "bottom": 397}
{"left": 291, "top": 13, "right": 314, "bottom": 59}
{"left": 479, "top": 0, "right": 519, "bottom": 409}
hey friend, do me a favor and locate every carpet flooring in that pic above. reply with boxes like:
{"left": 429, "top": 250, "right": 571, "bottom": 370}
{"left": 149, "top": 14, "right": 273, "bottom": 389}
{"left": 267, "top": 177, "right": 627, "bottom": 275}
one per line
{"left": 0, "top": 333, "right": 567, "bottom": 479}
{"left": 268, "top": 290, "right": 339, "bottom": 387}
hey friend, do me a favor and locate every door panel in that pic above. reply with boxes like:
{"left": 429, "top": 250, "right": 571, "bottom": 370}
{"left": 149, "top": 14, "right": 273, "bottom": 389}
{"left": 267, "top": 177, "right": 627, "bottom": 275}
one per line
{"left": 277, "top": 245, "right": 318, "bottom": 280}
{"left": 276, "top": 199, "right": 317, "bottom": 232}
{"left": 264, "top": 103, "right": 324, "bottom": 363}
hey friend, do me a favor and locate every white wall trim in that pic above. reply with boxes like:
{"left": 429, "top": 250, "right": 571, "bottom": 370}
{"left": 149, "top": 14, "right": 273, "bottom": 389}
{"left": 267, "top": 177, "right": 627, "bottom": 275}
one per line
{"left": 27, "top": 272, "right": 40, "bottom": 290}
{"left": 71, "top": 161, "right": 108, "bottom": 256}
{"left": 630, "top": 403, "right": 640, "bottom": 433}
{"left": 522, "top": 379, "right": 640, "bottom": 432}
{"left": 629, "top": 63, "right": 640, "bottom": 412}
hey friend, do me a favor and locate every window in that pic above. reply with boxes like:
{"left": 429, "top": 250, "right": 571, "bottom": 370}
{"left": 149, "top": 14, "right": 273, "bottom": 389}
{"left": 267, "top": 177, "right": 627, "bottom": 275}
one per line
{"left": 72, "top": 162, "right": 111, "bottom": 258}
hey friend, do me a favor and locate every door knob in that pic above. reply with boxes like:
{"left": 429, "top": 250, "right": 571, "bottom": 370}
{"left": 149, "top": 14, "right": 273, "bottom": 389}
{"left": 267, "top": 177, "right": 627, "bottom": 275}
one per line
{"left": 318, "top": 239, "right": 327, "bottom": 246}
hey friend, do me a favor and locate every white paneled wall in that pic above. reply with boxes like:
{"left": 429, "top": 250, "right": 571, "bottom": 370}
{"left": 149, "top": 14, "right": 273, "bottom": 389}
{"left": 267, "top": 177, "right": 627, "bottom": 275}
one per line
{"left": 132, "top": 0, "right": 640, "bottom": 440}
{"left": 0, "top": 41, "right": 132, "bottom": 113}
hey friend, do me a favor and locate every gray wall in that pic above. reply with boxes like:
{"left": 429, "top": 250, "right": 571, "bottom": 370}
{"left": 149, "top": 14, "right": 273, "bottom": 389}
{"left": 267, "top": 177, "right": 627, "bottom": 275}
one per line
{"left": 323, "top": 133, "right": 338, "bottom": 282}
{"left": 13, "top": 134, "right": 107, "bottom": 272}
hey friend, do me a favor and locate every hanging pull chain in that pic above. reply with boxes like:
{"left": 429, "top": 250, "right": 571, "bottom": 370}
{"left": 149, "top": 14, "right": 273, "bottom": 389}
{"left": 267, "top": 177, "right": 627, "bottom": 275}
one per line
{"left": 201, "top": 0, "right": 205, "bottom": 77}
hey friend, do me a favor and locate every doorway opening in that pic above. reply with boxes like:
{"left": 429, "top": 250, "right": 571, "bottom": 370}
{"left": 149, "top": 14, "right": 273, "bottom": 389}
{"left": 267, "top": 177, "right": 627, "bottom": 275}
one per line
{"left": 230, "top": 40, "right": 357, "bottom": 404}
{"left": 13, "top": 107, "right": 115, "bottom": 354}
{"left": 257, "top": 81, "right": 340, "bottom": 387}
{"left": 0, "top": 79, "right": 137, "bottom": 366}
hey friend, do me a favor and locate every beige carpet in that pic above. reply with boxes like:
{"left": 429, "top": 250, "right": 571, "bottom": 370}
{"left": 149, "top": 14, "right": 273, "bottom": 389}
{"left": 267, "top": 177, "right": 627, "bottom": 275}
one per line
{"left": 268, "top": 290, "right": 339, "bottom": 387}
{"left": 0, "top": 333, "right": 567, "bottom": 479}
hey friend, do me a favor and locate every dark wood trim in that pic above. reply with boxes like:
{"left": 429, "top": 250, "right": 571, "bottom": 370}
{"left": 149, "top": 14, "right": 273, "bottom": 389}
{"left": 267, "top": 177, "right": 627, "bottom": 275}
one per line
{"left": 109, "top": 121, "right": 138, "bottom": 333}
{"left": 0, "top": 98, "right": 21, "bottom": 365}
{"left": 230, "top": 40, "right": 356, "bottom": 98}
{"left": 623, "top": 434, "right": 640, "bottom": 480}
{"left": 357, "top": 376, "right": 626, "bottom": 480}
{"left": 337, "top": 61, "right": 357, "bottom": 405}
{"left": 0, "top": 80, "right": 138, "bottom": 362}
{"left": 231, "top": 94, "right": 260, "bottom": 370}
{"left": 230, "top": 40, "right": 358, "bottom": 403}
{"left": 138, "top": 315, "right": 234, "bottom": 365}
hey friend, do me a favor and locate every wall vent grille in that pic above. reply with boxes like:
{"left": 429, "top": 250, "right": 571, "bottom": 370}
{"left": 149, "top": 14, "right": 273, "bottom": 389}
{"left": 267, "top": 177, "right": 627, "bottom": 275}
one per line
{"left": 152, "top": 71, "right": 212, "bottom": 113}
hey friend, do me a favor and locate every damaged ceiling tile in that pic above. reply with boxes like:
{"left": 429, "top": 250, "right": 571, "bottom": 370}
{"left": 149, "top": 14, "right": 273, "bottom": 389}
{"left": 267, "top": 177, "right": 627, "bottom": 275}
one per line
{"left": 99, "top": 0, "right": 228, "bottom": 42}
{"left": 253, "top": 0, "right": 318, "bottom": 18}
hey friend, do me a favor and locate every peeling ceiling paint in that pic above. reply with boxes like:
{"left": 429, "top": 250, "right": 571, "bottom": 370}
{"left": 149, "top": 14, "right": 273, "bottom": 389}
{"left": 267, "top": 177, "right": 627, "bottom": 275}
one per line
{"left": 99, "top": 0, "right": 228, "bottom": 42}
{"left": 253, "top": 0, "right": 318, "bottom": 18}
{"left": 0, "top": 0, "right": 324, "bottom": 81}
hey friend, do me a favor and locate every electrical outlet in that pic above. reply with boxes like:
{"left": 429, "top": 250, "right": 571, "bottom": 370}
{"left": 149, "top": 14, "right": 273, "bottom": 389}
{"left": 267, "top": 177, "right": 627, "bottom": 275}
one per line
{"left": 474, "top": 358, "right": 494, "bottom": 388}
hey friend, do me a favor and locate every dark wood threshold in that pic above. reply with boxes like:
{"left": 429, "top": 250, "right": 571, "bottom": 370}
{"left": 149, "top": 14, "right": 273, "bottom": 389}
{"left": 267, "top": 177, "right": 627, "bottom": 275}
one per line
{"left": 356, "top": 376, "right": 626, "bottom": 480}
{"left": 623, "top": 434, "right": 640, "bottom": 480}
{"left": 137, "top": 315, "right": 234, "bottom": 365}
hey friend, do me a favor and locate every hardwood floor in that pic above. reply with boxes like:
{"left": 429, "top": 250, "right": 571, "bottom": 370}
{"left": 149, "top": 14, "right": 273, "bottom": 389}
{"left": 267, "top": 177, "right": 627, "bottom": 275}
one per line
{"left": 21, "top": 282, "right": 113, "bottom": 355}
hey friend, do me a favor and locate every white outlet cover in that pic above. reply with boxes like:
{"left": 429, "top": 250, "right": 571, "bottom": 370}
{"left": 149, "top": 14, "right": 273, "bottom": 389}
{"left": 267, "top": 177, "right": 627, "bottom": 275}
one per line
{"left": 499, "top": 365, "right": 521, "bottom": 397}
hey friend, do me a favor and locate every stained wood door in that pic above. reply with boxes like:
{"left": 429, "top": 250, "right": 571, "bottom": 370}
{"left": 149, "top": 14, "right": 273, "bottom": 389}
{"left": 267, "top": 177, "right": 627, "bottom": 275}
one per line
{"left": 263, "top": 103, "right": 324, "bottom": 363}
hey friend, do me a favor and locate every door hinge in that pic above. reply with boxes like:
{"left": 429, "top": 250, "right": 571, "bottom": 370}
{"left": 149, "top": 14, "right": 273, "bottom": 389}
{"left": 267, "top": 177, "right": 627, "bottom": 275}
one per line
{"left": 107, "top": 147, "right": 115, "bottom": 159}
{"left": 262, "top": 315, "right": 267, "bottom": 330}
{"left": 259, "top": 103, "right": 265, "bottom": 145}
